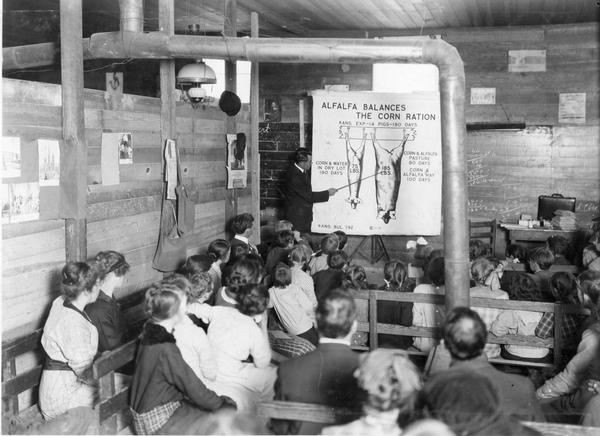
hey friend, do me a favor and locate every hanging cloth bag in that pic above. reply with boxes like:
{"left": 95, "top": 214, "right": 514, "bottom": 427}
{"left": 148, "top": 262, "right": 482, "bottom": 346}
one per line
{"left": 153, "top": 140, "right": 187, "bottom": 272}
{"left": 174, "top": 144, "right": 195, "bottom": 235}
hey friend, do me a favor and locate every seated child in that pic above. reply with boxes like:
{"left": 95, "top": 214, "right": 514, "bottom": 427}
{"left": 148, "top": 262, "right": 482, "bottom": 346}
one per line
{"left": 412, "top": 257, "right": 446, "bottom": 353}
{"left": 469, "top": 239, "right": 485, "bottom": 262}
{"left": 490, "top": 273, "right": 550, "bottom": 362}
{"left": 378, "top": 260, "right": 413, "bottom": 349}
{"left": 333, "top": 230, "right": 348, "bottom": 251}
{"left": 536, "top": 275, "right": 600, "bottom": 421}
{"left": 129, "top": 281, "right": 233, "bottom": 435}
{"left": 40, "top": 262, "right": 100, "bottom": 420}
{"left": 215, "top": 258, "right": 262, "bottom": 308}
{"left": 268, "top": 263, "right": 318, "bottom": 346}
{"left": 528, "top": 247, "right": 555, "bottom": 296}
{"left": 343, "top": 265, "right": 370, "bottom": 347}
{"left": 189, "top": 284, "right": 277, "bottom": 412}
{"left": 207, "top": 239, "right": 231, "bottom": 294}
{"left": 506, "top": 243, "right": 527, "bottom": 264}
{"left": 313, "top": 250, "right": 348, "bottom": 300}
{"left": 535, "top": 272, "right": 584, "bottom": 351}
{"left": 469, "top": 258, "right": 509, "bottom": 359}
{"left": 289, "top": 244, "right": 317, "bottom": 309}
{"left": 165, "top": 274, "right": 217, "bottom": 385}
{"left": 583, "top": 230, "right": 600, "bottom": 271}
{"left": 180, "top": 254, "right": 213, "bottom": 276}
{"left": 500, "top": 243, "right": 528, "bottom": 291}
{"left": 309, "top": 233, "right": 339, "bottom": 275}
{"left": 229, "top": 213, "right": 258, "bottom": 255}
{"left": 546, "top": 235, "right": 572, "bottom": 265}
{"left": 85, "top": 250, "right": 130, "bottom": 353}
{"left": 407, "top": 239, "right": 432, "bottom": 284}
{"left": 265, "top": 230, "right": 295, "bottom": 274}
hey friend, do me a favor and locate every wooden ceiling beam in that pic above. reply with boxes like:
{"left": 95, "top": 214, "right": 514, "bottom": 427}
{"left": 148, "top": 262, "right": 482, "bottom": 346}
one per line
{"left": 237, "top": 0, "right": 311, "bottom": 35}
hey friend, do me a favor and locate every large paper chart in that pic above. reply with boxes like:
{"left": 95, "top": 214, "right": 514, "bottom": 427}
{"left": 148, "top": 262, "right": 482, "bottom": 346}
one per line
{"left": 311, "top": 90, "right": 442, "bottom": 236}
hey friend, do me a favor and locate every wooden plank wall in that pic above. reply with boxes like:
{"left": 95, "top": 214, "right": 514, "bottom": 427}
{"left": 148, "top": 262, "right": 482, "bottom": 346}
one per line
{"left": 259, "top": 22, "right": 599, "bottom": 222}
{"left": 2, "top": 78, "right": 252, "bottom": 337}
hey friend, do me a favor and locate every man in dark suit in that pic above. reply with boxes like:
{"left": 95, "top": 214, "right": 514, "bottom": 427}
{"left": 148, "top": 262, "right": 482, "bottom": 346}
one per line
{"left": 284, "top": 148, "right": 337, "bottom": 233}
{"left": 425, "top": 307, "right": 545, "bottom": 422}
{"left": 272, "top": 289, "right": 361, "bottom": 435}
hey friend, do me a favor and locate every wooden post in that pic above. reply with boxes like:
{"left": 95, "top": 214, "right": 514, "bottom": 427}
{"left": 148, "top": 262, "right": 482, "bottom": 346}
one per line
{"left": 98, "top": 372, "right": 117, "bottom": 434}
{"left": 60, "top": 0, "right": 87, "bottom": 262}
{"left": 159, "top": 0, "right": 176, "bottom": 143}
{"left": 224, "top": 0, "right": 238, "bottom": 227}
{"left": 250, "top": 12, "right": 261, "bottom": 244}
{"left": 299, "top": 99, "right": 305, "bottom": 148}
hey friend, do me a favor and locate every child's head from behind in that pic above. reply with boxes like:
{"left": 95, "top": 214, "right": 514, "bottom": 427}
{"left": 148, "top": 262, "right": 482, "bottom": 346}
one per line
{"left": 580, "top": 273, "right": 600, "bottom": 321}
{"left": 276, "top": 230, "right": 295, "bottom": 249}
{"left": 425, "top": 257, "right": 445, "bottom": 287}
{"left": 275, "top": 220, "right": 293, "bottom": 233}
{"left": 226, "top": 258, "right": 262, "bottom": 295}
{"left": 235, "top": 283, "right": 269, "bottom": 317}
{"left": 546, "top": 235, "right": 569, "bottom": 257}
{"left": 272, "top": 262, "right": 292, "bottom": 288}
{"left": 383, "top": 260, "right": 407, "bottom": 291}
{"left": 289, "top": 244, "right": 312, "bottom": 267}
{"left": 344, "top": 264, "right": 368, "bottom": 290}
{"left": 61, "top": 261, "right": 100, "bottom": 303}
{"left": 333, "top": 230, "right": 348, "bottom": 250}
{"left": 229, "top": 243, "right": 250, "bottom": 264}
{"left": 470, "top": 258, "right": 494, "bottom": 286}
{"left": 510, "top": 273, "right": 542, "bottom": 302}
{"left": 182, "top": 254, "right": 213, "bottom": 276}
{"left": 188, "top": 272, "right": 214, "bottom": 303}
{"left": 468, "top": 240, "right": 484, "bottom": 261}
{"left": 230, "top": 213, "right": 254, "bottom": 237}
{"left": 529, "top": 247, "right": 554, "bottom": 271}
{"left": 320, "top": 234, "right": 340, "bottom": 255}
{"left": 207, "top": 239, "right": 231, "bottom": 263}
{"left": 550, "top": 272, "right": 579, "bottom": 304}
{"left": 506, "top": 244, "right": 527, "bottom": 262}
{"left": 328, "top": 250, "right": 349, "bottom": 270}
{"left": 145, "top": 278, "right": 187, "bottom": 323}
{"left": 413, "top": 243, "right": 433, "bottom": 267}
{"left": 94, "top": 250, "right": 130, "bottom": 282}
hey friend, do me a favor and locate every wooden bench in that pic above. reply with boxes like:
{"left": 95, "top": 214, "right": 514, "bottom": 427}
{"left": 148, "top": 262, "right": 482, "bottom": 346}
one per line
{"left": 1, "top": 289, "right": 147, "bottom": 434}
{"left": 350, "top": 289, "right": 589, "bottom": 371}
{"left": 258, "top": 400, "right": 599, "bottom": 435}
{"left": 504, "top": 263, "right": 580, "bottom": 274}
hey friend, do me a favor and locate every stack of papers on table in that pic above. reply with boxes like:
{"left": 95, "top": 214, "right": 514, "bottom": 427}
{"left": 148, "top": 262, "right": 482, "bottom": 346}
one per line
{"left": 550, "top": 210, "right": 577, "bottom": 230}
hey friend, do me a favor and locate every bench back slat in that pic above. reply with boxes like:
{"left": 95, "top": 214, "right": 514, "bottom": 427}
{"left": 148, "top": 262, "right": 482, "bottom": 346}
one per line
{"left": 98, "top": 388, "right": 130, "bottom": 422}
{"left": 92, "top": 340, "right": 138, "bottom": 379}
{"left": 1, "top": 330, "right": 43, "bottom": 363}
{"left": 2, "top": 366, "right": 43, "bottom": 398}
{"left": 257, "top": 401, "right": 360, "bottom": 424}
{"left": 350, "top": 289, "right": 588, "bottom": 369}
{"left": 258, "top": 400, "right": 597, "bottom": 435}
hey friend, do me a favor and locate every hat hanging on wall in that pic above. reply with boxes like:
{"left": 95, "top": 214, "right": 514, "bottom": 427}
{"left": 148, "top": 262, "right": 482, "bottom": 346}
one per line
{"left": 219, "top": 90, "right": 241, "bottom": 116}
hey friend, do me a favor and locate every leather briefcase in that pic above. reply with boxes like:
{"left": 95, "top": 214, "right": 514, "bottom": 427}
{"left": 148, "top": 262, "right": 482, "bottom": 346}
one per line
{"left": 537, "top": 193, "right": 576, "bottom": 220}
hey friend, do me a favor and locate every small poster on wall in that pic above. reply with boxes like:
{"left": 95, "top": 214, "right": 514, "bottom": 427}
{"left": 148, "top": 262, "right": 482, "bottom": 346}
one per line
{"left": 508, "top": 50, "right": 546, "bottom": 72}
{"left": 101, "top": 132, "right": 123, "bottom": 185}
{"left": 470, "top": 88, "right": 496, "bottom": 105}
{"left": 118, "top": 133, "right": 133, "bottom": 164}
{"left": 4, "top": 182, "right": 40, "bottom": 223}
{"left": 558, "top": 93, "right": 586, "bottom": 124}
{"left": 2, "top": 137, "right": 21, "bottom": 178}
{"left": 226, "top": 133, "right": 247, "bottom": 189}
{"left": 1, "top": 185, "right": 9, "bottom": 223}
{"left": 38, "top": 139, "right": 60, "bottom": 186}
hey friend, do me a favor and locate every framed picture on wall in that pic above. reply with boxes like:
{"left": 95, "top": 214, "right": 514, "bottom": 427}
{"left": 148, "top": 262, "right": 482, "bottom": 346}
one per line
{"left": 264, "top": 97, "right": 281, "bottom": 122}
